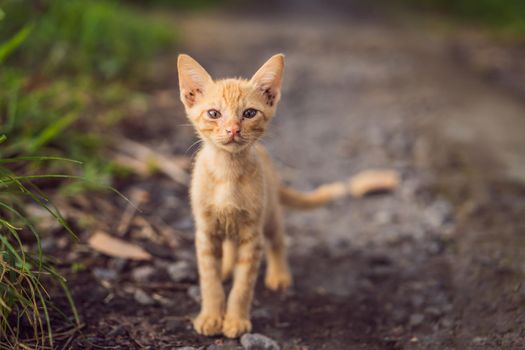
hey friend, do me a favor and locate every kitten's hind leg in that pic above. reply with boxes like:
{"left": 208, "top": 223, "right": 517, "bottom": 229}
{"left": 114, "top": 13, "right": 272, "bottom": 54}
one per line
{"left": 221, "top": 239, "right": 236, "bottom": 281}
{"left": 263, "top": 210, "right": 292, "bottom": 291}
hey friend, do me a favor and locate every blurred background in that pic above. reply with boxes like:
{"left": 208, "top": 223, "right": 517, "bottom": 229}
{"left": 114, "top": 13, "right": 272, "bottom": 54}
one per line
{"left": 1, "top": 0, "right": 524, "bottom": 349}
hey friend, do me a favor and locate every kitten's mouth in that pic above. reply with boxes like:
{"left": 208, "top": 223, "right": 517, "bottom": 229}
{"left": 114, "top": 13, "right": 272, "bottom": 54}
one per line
{"left": 223, "top": 136, "right": 243, "bottom": 145}
{"left": 224, "top": 140, "right": 242, "bottom": 146}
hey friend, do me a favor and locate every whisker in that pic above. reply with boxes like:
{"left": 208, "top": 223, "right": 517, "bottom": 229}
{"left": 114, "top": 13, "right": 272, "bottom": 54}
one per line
{"left": 191, "top": 143, "right": 204, "bottom": 158}
{"left": 185, "top": 138, "right": 203, "bottom": 156}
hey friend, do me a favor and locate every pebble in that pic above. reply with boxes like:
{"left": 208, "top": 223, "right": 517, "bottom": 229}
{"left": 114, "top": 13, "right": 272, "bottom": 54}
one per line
{"left": 207, "top": 345, "right": 228, "bottom": 350}
{"left": 440, "top": 318, "right": 453, "bottom": 328}
{"left": 107, "top": 325, "right": 127, "bottom": 337}
{"left": 164, "top": 318, "right": 186, "bottom": 333}
{"left": 373, "top": 210, "right": 395, "bottom": 225}
{"left": 392, "top": 308, "right": 407, "bottom": 323}
{"left": 206, "top": 343, "right": 242, "bottom": 350}
{"left": 187, "top": 285, "right": 201, "bottom": 303}
{"left": 424, "top": 199, "right": 453, "bottom": 228}
{"left": 143, "top": 242, "right": 174, "bottom": 259}
{"left": 409, "top": 313, "right": 425, "bottom": 327}
{"left": 132, "top": 265, "right": 156, "bottom": 282}
{"left": 134, "top": 289, "right": 155, "bottom": 305}
{"left": 240, "top": 333, "right": 280, "bottom": 350}
{"left": 108, "top": 258, "right": 127, "bottom": 273}
{"left": 168, "top": 261, "right": 197, "bottom": 282}
{"left": 175, "top": 250, "right": 196, "bottom": 263}
{"left": 41, "top": 238, "right": 56, "bottom": 254}
{"left": 175, "top": 217, "right": 194, "bottom": 230}
{"left": 252, "top": 308, "right": 272, "bottom": 320}
{"left": 472, "top": 337, "right": 487, "bottom": 346}
{"left": 411, "top": 294, "right": 425, "bottom": 308}
{"left": 93, "top": 268, "right": 118, "bottom": 281}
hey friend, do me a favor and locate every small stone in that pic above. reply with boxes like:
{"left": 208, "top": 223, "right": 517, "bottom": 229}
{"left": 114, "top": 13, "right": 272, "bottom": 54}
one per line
{"left": 440, "top": 318, "right": 453, "bottom": 328}
{"left": 424, "top": 306, "right": 442, "bottom": 317}
{"left": 373, "top": 210, "right": 395, "bottom": 225}
{"left": 108, "top": 258, "right": 127, "bottom": 273}
{"left": 168, "top": 261, "right": 197, "bottom": 282}
{"left": 240, "top": 333, "right": 280, "bottom": 350}
{"left": 175, "top": 250, "right": 196, "bottom": 263}
{"left": 142, "top": 242, "right": 174, "bottom": 259}
{"left": 176, "top": 347, "right": 198, "bottom": 350}
{"left": 222, "top": 339, "right": 243, "bottom": 349}
{"left": 187, "top": 285, "right": 201, "bottom": 303}
{"left": 107, "top": 325, "right": 127, "bottom": 337}
{"left": 207, "top": 345, "right": 225, "bottom": 350}
{"left": 164, "top": 318, "right": 186, "bottom": 333}
{"left": 41, "top": 238, "right": 56, "bottom": 254}
{"left": 93, "top": 268, "right": 118, "bottom": 281}
{"left": 207, "top": 343, "right": 242, "bottom": 350}
{"left": 392, "top": 308, "right": 407, "bottom": 323}
{"left": 472, "top": 337, "right": 487, "bottom": 345}
{"left": 252, "top": 308, "right": 272, "bottom": 320}
{"left": 134, "top": 289, "right": 155, "bottom": 305}
{"left": 411, "top": 295, "right": 425, "bottom": 308}
{"left": 409, "top": 313, "right": 424, "bottom": 327}
{"left": 424, "top": 199, "right": 453, "bottom": 228}
{"left": 132, "top": 265, "right": 156, "bottom": 282}
{"left": 175, "top": 217, "right": 194, "bottom": 230}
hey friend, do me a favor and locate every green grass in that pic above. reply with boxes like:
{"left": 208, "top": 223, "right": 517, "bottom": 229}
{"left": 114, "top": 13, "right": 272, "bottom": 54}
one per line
{"left": 0, "top": 140, "right": 81, "bottom": 348}
{"left": 0, "top": 0, "right": 174, "bottom": 79}
{"left": 0, "top": 0, "right": 177, "bottom": 346}
{"left": 0, "top": 0, "right": 176, "bottom": 188}
{"left": 396, "top": 0, "right": 525, "bottom": 35}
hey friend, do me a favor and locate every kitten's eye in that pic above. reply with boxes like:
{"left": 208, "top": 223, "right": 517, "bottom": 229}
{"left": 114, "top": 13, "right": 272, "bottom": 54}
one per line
{"left": 243, "top": 108, "right": 258, "bottom": 119}
{"left": 207, "top": 109, "right": 221, "bottom": 119}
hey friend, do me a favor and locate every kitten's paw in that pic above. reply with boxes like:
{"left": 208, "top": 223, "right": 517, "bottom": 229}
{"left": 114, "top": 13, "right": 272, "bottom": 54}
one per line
{"left": 222, "top": 316, "right": 252, "bottom": 338}
{"left": 265, "top": 270, "right": 292, "bottom": 291}
{"left": 193, "top": 312, "right": 223, "bottom": 336}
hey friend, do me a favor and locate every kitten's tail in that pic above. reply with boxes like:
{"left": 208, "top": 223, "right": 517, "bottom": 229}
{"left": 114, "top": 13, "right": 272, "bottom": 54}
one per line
{"left": 278, "top": 169, "right": 400, "bottom": 210}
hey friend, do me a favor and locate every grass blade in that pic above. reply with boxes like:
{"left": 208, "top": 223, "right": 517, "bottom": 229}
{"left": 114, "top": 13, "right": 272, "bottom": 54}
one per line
{"left": 0, "top": 24, "right": 33, "bottom": 63}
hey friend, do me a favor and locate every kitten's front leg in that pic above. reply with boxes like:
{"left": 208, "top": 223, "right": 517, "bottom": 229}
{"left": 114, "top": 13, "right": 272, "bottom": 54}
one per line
{"left": 222, "top": 229, "right": 263, "bottom": 338}
{"left": 193, "top": 230, "right": 225, "bottom": 336}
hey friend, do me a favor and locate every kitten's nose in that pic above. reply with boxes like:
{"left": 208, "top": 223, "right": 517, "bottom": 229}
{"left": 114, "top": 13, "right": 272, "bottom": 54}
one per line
{"left": 226, "top": 123, "right": 240, "bottom": 136}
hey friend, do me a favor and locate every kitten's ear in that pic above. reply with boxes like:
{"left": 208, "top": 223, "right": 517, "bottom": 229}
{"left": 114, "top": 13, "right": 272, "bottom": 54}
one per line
{"left": 177, "top": 54, "right": 213, "bottom": 109}
{"left": 250, "top": 54, "right": 284, "bottom": 107}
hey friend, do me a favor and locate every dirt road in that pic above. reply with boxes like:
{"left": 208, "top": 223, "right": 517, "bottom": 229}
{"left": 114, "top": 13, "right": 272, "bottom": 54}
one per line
{"left": 61, "top": 2, "right": 525, "bottom": 349}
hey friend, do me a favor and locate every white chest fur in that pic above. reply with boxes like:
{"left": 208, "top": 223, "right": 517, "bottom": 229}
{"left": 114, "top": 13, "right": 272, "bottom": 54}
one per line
{"left": 213, "top": 181, "right": 239, "bottom": 209}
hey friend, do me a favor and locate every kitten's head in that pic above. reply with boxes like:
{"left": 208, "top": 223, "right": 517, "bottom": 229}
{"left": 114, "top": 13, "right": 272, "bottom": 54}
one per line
{"left": 177, "top": 54, "right": 284, "bottom": 153}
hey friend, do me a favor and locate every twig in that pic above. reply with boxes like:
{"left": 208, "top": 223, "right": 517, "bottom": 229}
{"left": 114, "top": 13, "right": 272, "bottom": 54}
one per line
{"left": 116, "top": 189, "right": 148, "bottom": 236}
{"left": 111, "top": 137, "right": 190, "bottom": 185}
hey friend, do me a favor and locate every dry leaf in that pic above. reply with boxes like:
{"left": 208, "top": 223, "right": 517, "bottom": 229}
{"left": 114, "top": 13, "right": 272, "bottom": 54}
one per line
{"left": 88, "top": 231, "right": 152, "bottom": 261}
{"left": 348, "top": 169, "right": 400, "bottom": 197}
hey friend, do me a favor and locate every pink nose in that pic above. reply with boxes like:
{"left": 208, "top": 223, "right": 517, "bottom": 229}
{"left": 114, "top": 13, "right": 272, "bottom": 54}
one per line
{"left": 226, "top": 124, "right": 240, "bottom": 135}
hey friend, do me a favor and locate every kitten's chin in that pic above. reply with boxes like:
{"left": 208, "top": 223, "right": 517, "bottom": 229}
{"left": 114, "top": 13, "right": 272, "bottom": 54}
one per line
{"left": 215, "top": 141, "right": 251, "bottom": 153}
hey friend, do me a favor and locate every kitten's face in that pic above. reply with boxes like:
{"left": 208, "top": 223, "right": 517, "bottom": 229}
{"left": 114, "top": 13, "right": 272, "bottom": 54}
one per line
{"left": 178, "top": 54, "right": 284, "bottom": 153}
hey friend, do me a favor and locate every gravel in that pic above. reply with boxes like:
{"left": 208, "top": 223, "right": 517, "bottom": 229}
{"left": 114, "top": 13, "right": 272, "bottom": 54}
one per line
{"left": 134, "top": 289, "right": 155, "bottom": 305}
{"left": 132, "top": 265, "right": 156, "bottom": 282}
{"left": 93, "top": 268, "right": 118, "bottom": 281}
{"left": 240, "top": 333, "right": 280, "bottom": 350}
{"left": 168, "top": 260, "right": 197, "bottom": 282}
{"left": 409, "top": 313, "right": 425, "bottom": 327}
{"left": 187, "top": 285, "right": 201, "bottom": 303}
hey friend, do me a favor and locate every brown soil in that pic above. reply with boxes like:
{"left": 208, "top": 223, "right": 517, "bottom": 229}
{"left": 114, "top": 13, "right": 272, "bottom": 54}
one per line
{"left": 42, "top": 1, "right": 525, "bottom": 349}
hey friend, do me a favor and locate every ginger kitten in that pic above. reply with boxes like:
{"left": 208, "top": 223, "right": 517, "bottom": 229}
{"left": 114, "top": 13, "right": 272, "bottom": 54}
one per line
{"left": 178, "top": 54, "right": 357, "bottom": 338}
